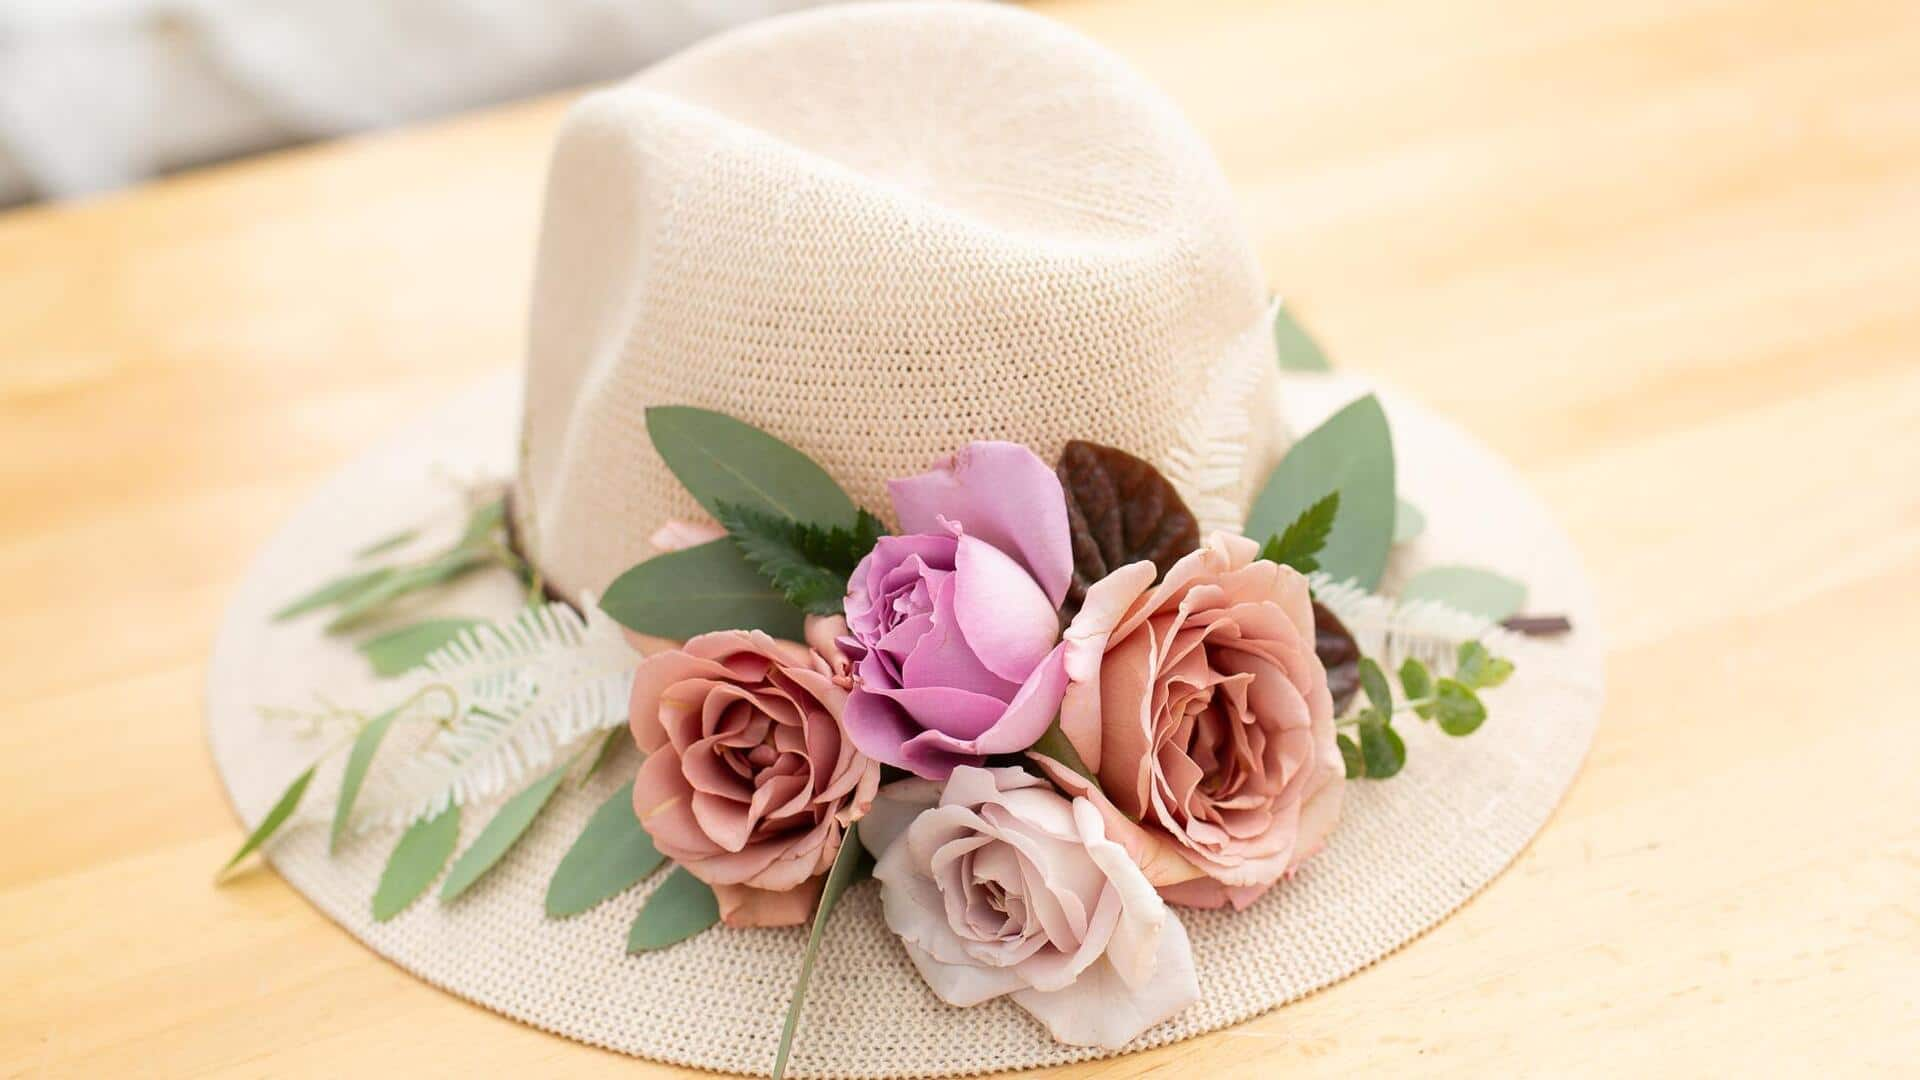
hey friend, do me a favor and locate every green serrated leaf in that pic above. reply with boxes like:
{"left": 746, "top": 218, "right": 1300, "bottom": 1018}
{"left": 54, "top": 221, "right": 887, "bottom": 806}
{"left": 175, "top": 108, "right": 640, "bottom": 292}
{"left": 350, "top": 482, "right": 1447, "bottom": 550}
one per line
{"left": 600, "top": 539, "right": 806, "bottom": 640}
{"left": 1401, "top": 565, "right": 1528, "bottom": 622}
{"left": 373, "top": 805, "right": 460, "bottom": 922}
{"left": 1273, "top": 306, "right": 1332, "bottom": 372}
{"left": 331, "top": 707, "right": 400, "bottom": 853}
{"left": 716, "top": 502, "right": 883, "bottom": 616}
{"left": 1030, "top": 721, "right": 1096, "bottom": 784}
{"left": 440, "top": 764, "right": 568, "bottom": 902}
{"left": 773, "top": 824, "right": 866, "bottom": 1079}
{"left": 627, "top": 866, "right": 720, "bottom": 952}
{"left": 1433, "top": 678, "right": 1488, "bottom": 736}
{"left": 1358, "top": 656, "right": 1392, "bottom": 714}
{"left": 1394, "top": 497, "right": 1426, "bottom": 544}
{"left": 326, "top": 549, "right": 488, "bottom": 633}
{"left": 219, "top": 763, "right": 316, "bottom": 876}
{"left": 1246, "top": 395, "right": 1396, "bottom": 589}
{"left": 1257, "top": 490, "right": 1340, "bottom": 574}
{"left": 355, "top": 617, "right": 481, "bottom": 678}
{"left": 272, "top": 567, "right": 396, "bottom": 621}
{"left": 646, "top": 406, "right": 859, "bottom": 528}
{"left": 546, "top": 780, "right": 666, "bottom": 918}
{"left": 1398, "top": 657, "right": 1433, "bottom": 702}
{"left": 1359, "top": 720, "right": 1406, "bottom": 778}
{"left": 1337, "top": 733, "right": 1363, "bottom": 778}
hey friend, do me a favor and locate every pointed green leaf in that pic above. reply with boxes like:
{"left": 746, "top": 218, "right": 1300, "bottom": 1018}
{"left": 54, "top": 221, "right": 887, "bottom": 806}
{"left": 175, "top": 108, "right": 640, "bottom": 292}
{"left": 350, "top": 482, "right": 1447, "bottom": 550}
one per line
{"left": 219, "top": 763, "right": 316, "bottom": 876}
{"left": 1359, "top": 720, "right": 1406, "bottom": 779}
{"left": 373, "top": 805, "right": 460, "bottom": 922}
{"left": 1030, "top": 721, "right": 1096, "bottom": 784}
{"left": 355, "top": 528, "right": 418, "bottom": 559}
{"left": 773, "top": 824, "right": 866, "bottom": 1079}
{"left": 1432, "top": 678, "right": 1488, "bottom": 736}
{"left": 546, "top": 780, "right": 666, "bottom": 918}
{"left": 273, "top": 567, "right": 395, "bottom": 621}
{"left": 331, "top": 707, "right": 400, "bottom": 853}
{"left": 1393, "top": 497, "right": 1426, "bottom": 544}
{"left": 579, "top": 727, "right": 628, "bottom": 786}
{"left": 600, "top": 539, "right": 806, "bottom": 640}
{"left": 440, "top": 765, "right": 568, "bottom": 902}
{"left": 627, "top": 866, "right": 720, "bottom": 952}
{"left": 1273, "top": 306, "right": 1332, "bottom": 372}
{"left": 1397, "top": 657, "right": 1433, "bottom": 702}
{"left": 646, "top": 406, "right": 858, "bottom": 528}
{"left": 1246, "top": 395, "right": 1396, "bottom": 588}
{"left": 1401, "top": 565, "right": 1528, "bottom": 622}
{"left": 1357, "top": 657, "right": 1392, "bottom": 714}
{"left": 1256, "top": 490, "right": 1340, "bottom": 574}
{"left": 325, "top": 550, "right": 488, "bottom": 632}
{"left": 356, "top": 618, "right": 481, "bottom": 678}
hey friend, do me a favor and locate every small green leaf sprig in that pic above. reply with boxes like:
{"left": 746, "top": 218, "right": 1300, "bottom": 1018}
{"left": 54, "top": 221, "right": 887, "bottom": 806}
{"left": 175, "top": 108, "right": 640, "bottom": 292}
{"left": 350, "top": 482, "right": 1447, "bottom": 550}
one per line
{"left": 1336, "top": 642, "right": 1514, "bottom": 779}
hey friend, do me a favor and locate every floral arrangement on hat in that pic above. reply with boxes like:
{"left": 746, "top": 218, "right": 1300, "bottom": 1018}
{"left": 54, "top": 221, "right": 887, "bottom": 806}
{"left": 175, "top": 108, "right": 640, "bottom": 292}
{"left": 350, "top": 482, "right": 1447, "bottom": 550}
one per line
{"left": 229, "top": 313, "right": 1554, "bottom": 1076}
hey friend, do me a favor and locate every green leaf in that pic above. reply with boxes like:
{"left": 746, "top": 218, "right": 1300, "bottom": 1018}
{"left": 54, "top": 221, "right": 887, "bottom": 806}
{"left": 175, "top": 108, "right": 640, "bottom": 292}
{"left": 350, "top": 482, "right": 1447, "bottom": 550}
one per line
{"left": 331, "top": 707, "right": 400, "bottom": 853}
{"left": 646, "top": 406, "right": 858, "bottom": 528}
{"left": 579, "top": 727, "right": 627, "bottom": 786}
{"left": 1401, "top": 565, "right": 1528, "bottom": 622}
{"left": 546, "top": 780, "right": 666, "bottom": 918}
{"left": 373, "top": 805, "right": 460, "bottom": 922}
{"left": 440, "top": 765, "right": 568, "bottom": 902}
{"left": 1455, "top": 640, "right": 1515, "bottom": 689}
{"left": 273, "top": 567, "right": 395, "bottom": 621}
{"left": 1397, "top": 657, "right": 1433, "bottom": 702}
{"left": 1358, "top": 720, "right": 1406, "bottom": 779}
{"left": 1337, "top": 733, "right": 1363, "bottom": 778}
{"left": 356, "top": 618, "right": 481, "bottom": 678}
{"left": 1030, "top": 721, "right": 1096, "bottom": 784}
{"left": 1432, "top": 678, "right": 1488, "bottom": 736}
{"left": 1357, "top": 656, "right": 1392, "bottom": 714}
{"left": 456, "top": 496, "right": 507, "bottom": 545}
{"left": 627, "top": 866, "right": 720, "bottom": 952}
{"left": 600, "top": 539, "right": 806, "bottom": 640}
{"left": 1393, "top": 497, "right": 1426, "bottom": 544}
{"left": 773, "top": 824, "right": 866, "bottom": 1079}
{"left": 326, "top": 549, "right": 488, "bottom": 632}
{"left": 1246, "top": 395, "right": 1396, "bottom": 589}
{"left": 715, "top": 503, "right": 884, "bottom": 616}
{"left": 1256, "top": 491, "right": 1340, "bottom": 574}
{"left": 1273, "top": 306, "right": 1332, "bottom": 372}
{"left": 355, "top": 528, "right": 418, "bottom": 559}
{"left": 219, "top": 763, "right": 316, "bottom": 876}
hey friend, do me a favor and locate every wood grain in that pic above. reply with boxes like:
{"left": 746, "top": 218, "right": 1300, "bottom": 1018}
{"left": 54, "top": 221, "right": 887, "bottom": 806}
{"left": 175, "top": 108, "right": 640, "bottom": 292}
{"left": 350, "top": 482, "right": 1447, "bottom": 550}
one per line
{"left": 3, "top": 0, "right": 1917, "bottom": 1075}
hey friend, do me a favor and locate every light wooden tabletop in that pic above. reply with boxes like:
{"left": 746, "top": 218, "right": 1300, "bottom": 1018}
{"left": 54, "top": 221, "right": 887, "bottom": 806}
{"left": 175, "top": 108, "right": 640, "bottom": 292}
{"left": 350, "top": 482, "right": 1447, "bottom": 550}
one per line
{"left": 4, "top": 0, "right": 1917, "bottom": 1075}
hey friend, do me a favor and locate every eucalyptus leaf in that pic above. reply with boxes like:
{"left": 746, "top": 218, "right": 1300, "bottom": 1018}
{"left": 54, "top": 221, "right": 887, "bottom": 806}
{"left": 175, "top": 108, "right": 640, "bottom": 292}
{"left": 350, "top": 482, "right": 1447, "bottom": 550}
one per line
{"left": 1456, "top": 640, "right": 1515, "bottom": 690}
{"left": 1433, "top": 678, "right": 1488, "bottom": 736}
{"left": 373, "top": 805, "right": 460, "bottom": 922}
{"left": 627, "top": 866, "right": 720, "bottom": 952}
{"left": 440, "top": 764, "right": 568, "bottom": 902}
{"left": 272, "top": 567, "right": 395, "bottom": 621}
{"left": 331, "top": 707, "right": 400, "bottom": 853}
{"left": 646, "top": 406, "right": 858, "bottom": 527}
{"left": 1030, "top": 721, "right": 1096, "bottom": 784}
{"left": 356, "top": 618, "right": 481, "bottom": 678}
{"left": 546, "top": 780, "right": 666, "bottom": 918}
{"left": 1273, "top": 306, "right": 1331, "bottom": 372}
{"left": 1398, "top": 657, "right": 1433, "bottom": 702}
{"left": 773, "top": 823, "right": 866, "bottom": 1079}
{"left": 1337, "top": 733, "right": 1363, "bottom": 779}
{"left": 1394, "top": 497, "right": 1426, "bottom": 544}
{"left": 1401, "top": 565, "right": 1528, "bottom": 622}
{"left": 219, "top": 763, "right": 316, "bottom": 876}
{"left": 1358, "top": 721, "right": 1406, "bottom": 778}
{"left": 1358, "top": 657, "right": 1392, "bottom": 714}
{"left": 1246, "top": 394, "right": 1396, "bottom": 589}
{"left": 600, "top": 539, "right": 806, "bottom": 640}
{"left": 579, "top": 727, "right": 628, "bottom": 786}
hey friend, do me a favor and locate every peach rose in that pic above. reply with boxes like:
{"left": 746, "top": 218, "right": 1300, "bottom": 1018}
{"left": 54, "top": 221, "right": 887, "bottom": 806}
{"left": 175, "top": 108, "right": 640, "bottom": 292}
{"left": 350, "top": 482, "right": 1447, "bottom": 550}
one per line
{"left": 1041, "top": 532, "right": 1343, "bottom": 910}
{"left": 630, "top": 629, "right": 879, "bottom": 926}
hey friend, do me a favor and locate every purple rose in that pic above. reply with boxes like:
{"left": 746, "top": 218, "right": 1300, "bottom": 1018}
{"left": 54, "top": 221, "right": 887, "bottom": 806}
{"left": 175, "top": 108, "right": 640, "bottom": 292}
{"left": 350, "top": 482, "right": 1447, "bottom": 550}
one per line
{"left": 843, "top": 442, "right": 1073, "bottom": 779}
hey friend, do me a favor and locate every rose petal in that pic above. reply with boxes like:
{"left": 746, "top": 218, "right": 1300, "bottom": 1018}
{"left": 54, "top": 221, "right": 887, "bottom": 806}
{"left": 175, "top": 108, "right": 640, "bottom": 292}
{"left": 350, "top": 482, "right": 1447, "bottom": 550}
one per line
{"left": 888, "top": 441, "right": 1072, "bottom": 607}
{"left": 1009, "top": 913, "right": 1198, "bottom": 1049}
{"left": 859, "top": 778, "right": 943, "bottom": 861}
{"left": 649, "top": 519, "right": 727, "bottom": 553}
{"left": 713, "top": 877, "right": 823, "bottom": 928}
{"left": 952, "top": 535, "right": 1061, "bottom": 683}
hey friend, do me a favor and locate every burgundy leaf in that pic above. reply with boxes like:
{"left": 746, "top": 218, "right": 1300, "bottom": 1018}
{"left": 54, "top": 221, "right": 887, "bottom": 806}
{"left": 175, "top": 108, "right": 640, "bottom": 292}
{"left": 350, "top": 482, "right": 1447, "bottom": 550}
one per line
{"left": 1313, "top": 600, "right": 1361, "bottom": 714}
{"left": 1056, "top": 441, "right": 1202, "bottom": 615}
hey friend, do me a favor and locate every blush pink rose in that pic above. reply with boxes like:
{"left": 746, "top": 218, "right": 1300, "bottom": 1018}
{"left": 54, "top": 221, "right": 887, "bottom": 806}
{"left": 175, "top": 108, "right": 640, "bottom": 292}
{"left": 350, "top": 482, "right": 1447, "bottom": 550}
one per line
{"left": 630, "top": 630, "right": 879, "bottom": 927}
{"left": 1039, "top": 532, "right": 1344, "bottom": 910}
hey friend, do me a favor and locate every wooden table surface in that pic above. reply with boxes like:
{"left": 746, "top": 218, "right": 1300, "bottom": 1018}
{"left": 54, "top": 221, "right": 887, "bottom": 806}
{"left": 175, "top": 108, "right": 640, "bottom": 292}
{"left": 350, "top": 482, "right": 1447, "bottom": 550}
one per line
{"left": 4, "top": 0, "right": 1917, "bottom": 1075}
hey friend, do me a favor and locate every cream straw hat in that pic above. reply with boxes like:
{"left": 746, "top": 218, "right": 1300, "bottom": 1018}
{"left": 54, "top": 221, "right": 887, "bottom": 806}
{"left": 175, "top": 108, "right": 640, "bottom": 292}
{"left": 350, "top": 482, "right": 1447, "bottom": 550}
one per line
{"left": 207, "top": 4, "right": 1604, "bottom": 1076}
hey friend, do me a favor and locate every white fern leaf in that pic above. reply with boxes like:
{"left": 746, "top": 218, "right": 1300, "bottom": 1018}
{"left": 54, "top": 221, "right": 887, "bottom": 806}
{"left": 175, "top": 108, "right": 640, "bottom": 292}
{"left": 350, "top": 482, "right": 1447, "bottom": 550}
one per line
{"left": 1161, "top": 302, "right": 1274, "bottom": 534}
{"left": 1309, "top": 574, "right": 1529, "bottom": 679}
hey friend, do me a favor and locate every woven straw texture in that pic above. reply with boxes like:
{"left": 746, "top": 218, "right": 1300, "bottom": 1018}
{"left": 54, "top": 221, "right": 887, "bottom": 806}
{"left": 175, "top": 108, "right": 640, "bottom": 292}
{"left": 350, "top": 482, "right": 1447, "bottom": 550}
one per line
{"left": 207, "top": 370, "right": 1604, "bottom": 1078}
{"left": 512, "top": 2, "right": 1285, "bottom": 600}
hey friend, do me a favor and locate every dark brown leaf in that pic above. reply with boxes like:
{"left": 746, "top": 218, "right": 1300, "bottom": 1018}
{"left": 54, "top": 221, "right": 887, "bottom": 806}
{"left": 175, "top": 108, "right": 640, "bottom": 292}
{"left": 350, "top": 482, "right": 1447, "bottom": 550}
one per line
{"left": 1313, "top": 600, "right": 1361, "bottom": 714}
{"left": 1056, "top": 441, "right": 1202, "bottom": 614}
{"left": 1500, "top": 613, "right": 1573, "bottom": 636}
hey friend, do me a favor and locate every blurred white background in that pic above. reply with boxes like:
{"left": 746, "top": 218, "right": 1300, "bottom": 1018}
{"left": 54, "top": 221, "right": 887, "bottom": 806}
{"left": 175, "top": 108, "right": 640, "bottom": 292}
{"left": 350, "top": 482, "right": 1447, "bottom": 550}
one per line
{"left": 0, "top": 0, "right": 842, "bottom": 206}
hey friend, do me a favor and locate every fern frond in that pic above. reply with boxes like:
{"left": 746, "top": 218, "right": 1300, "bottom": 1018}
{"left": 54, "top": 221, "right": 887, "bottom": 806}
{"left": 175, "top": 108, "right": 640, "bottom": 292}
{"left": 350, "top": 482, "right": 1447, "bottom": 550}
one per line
{"left": 1310, "top": 574, "right": 1529, "bottom": 677}
{"left": 1161, "top": 303, "right": 1272, "bottom": 534}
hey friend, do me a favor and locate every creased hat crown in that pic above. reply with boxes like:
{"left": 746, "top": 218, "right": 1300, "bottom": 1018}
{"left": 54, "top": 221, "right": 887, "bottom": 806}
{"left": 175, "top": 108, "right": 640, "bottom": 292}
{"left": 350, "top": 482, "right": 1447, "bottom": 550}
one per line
{"left": 515, "top": 1, "right": 1282, "bottom": 599}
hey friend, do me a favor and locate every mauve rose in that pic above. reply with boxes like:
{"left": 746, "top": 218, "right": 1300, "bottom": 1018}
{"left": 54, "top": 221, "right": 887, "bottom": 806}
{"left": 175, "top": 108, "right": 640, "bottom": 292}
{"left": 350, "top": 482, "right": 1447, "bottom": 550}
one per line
{"left": 842, "top": 442, "right": 1074, "bottom": 779}
{"left": 630, "top": 630, "right": 879, "bottom": 927}
{"left": 861, "top": 767, "right": 1199, "bottom": 1049}
{"left": 1038, "top": 532, "right": 1344, "bottom": 910}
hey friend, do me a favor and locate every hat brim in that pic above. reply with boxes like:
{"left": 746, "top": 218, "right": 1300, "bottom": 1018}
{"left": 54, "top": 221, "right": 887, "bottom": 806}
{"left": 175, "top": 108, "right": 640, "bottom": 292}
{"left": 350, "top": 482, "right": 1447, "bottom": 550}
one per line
{"left": 208, "top": 370, "right": 1603, "bottom": 1078}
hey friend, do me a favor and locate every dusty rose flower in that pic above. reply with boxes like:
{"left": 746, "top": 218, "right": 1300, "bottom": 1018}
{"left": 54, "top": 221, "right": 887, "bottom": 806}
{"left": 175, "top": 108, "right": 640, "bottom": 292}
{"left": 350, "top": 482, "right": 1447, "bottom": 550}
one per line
{"left": 842, "top": 441, "right": 1074, "bottom": 779}
{"left": 1040, "top": 531, "right": 1343, "bottom": 910}
{"left": 861, "top": 767, "right": 1198, "bottom": 1049}
{"left": 630, "top": 630, "right": 879, "bottom": 926}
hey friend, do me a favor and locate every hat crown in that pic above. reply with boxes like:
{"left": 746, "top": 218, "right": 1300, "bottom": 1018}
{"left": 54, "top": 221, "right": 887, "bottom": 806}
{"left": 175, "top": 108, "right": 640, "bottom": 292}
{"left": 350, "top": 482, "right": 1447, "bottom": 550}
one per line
{"left": 516, "top": 2, "right": 1281, "bottom": 598}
